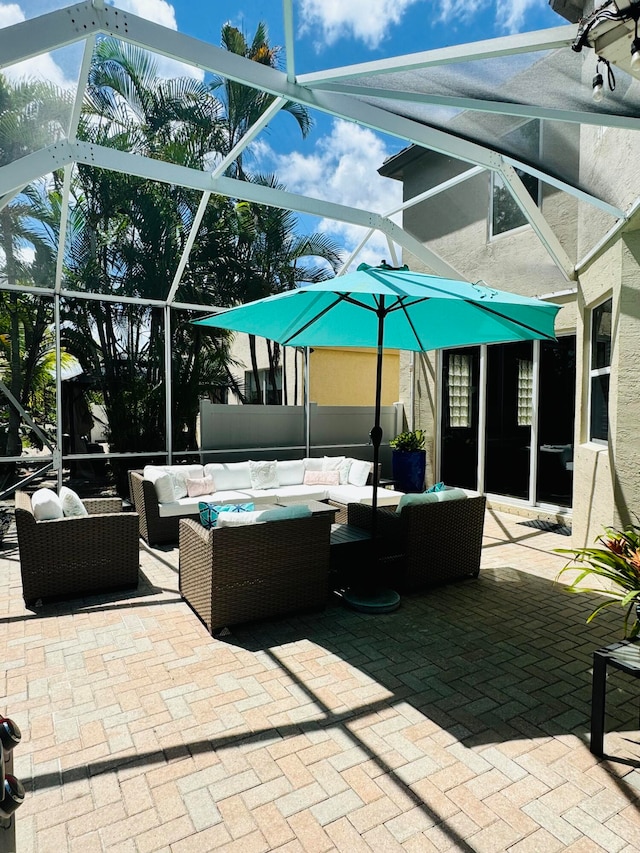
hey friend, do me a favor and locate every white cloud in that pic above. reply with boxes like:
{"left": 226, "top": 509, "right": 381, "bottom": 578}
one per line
{"left": 495, "top": 0, "right": 541, "bottom": 34}
{"left": 298, "top": 0, "right": 422, "bottom": 49}
{"left": 300, "top": 0, "right": 549, "bottom": 48}
{"left": 0, "top": 2, "right": 76, "bottom": 88}
{"left": 436, "top": 0, "right": 545, "bottom": 35}
{"left": 255, "top": 120, "right": 404, "bottom": 269}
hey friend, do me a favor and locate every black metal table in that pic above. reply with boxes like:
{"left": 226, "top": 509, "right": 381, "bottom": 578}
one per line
{"left": 591, "top": 638, "right": 640, "bottom": 756}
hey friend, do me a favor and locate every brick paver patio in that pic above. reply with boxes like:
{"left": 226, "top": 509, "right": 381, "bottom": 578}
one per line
{"left": 3, "top": 507, "right": 640, "bottom": 852}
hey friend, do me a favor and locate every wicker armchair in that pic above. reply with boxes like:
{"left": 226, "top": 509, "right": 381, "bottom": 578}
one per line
{"left": 347, "top": 494, "right": 487, "bottom": 593}
{"left": 179, "top": 513, "right": 333, "bottom": 634}
{"left": 128, "top": 469, "right": 184, "bottom": 546}
{"left": 15, "top": 491, "right": 140, "bottom": 606}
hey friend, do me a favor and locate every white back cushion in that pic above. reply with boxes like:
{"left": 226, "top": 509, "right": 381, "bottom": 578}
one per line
{"left": 203, "top": 461, "right": 252, "bottom": 490}
{"left": 156, "top": 464, "right": 203, "bottom": 499}
{"left": 59, "top": 486, "right": 88, "bottom": 517}
{"left": 348, "top": 459, "right": 371, "bottom": 487}
{"left": 303, "top": 457, "right": 323, "bottom": 472}
{"left": 31, "top": 488, "right": 63, "bottom": 520}
{"left": 144, "top": 466, "right": 176, "bottom": 503}
{"left": 276, "top": 459, "right": 305, "bottom": 486}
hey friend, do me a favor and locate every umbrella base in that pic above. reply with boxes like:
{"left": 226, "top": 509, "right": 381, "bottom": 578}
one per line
{"left": 340, "top": 587, "right": 401, "bottom": 614}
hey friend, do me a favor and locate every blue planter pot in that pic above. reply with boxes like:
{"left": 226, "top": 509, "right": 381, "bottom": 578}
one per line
{"left": 391, "top": 450, "right": 426, "bottom": 493}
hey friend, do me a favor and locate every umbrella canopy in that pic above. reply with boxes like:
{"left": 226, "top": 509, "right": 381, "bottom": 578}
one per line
{"left": 195, "top": 262, "right": 560, "bottom": 540}
{"left": 195, "top": 263, "right": 559, "bottom": 353}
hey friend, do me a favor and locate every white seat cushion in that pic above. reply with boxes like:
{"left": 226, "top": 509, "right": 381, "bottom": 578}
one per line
{"left": 275, "top": 484, "right": 330, "bottom": 503}
{"left": 240, "top": 489, "right": 288, "bottom": 505}
{"left": 327, "top": 485, "right": 404, "bottom": 507}
{"left": 157, "top": 491, "right": 253, "bottom": 517}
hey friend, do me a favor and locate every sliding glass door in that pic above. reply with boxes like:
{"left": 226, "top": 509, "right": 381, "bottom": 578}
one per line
{"left": 439, "top": 336, "right": 575, "bottom": 507}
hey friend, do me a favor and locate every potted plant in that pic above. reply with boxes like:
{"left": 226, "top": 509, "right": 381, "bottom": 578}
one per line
{"left": 556, "top": 523, "right": 640, "bottom": 638}
{"left": 389, "top": 429, "right": 426, "bottom": 493}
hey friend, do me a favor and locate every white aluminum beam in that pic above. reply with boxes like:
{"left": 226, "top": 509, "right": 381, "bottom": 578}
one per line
{"left": 283, "top": 0, "right": 296, "bottom": 83}
{"left": 0, "top": 280, "right": 224, "bottom": 311}
{"left": 384, "top": 167, "right": 485, "bottom": 216}
{"left": 0, "top": 143, "right": 73, "bottom": 197}
{"left": 502, "top": 155, "right": 624, "bottom": 219}
{"left": 54, "top": 165, "right": 73, "bottom": 295}
{"left": 71, "top": 140, "right": 466, "bottom": 279}
{"left": 2, "top": 4, "right": 617, "bottom": 216}
{"left": 298, "top": 25, "right": 577, "bottom": 84}
{"left": 498, "top": 161, "right": 575, "bottom": 279}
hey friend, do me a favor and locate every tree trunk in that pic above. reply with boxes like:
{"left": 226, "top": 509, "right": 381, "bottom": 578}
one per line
{"left": 248, "top": 334, "right": 262, "bottom": 404}
{"left": 0, "top": 210, "right": 22, "bottom": 460}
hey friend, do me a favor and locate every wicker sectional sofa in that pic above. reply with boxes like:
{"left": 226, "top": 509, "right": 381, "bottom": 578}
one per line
{"left": 129, "top": 457, "right": 404, "bottom": 546}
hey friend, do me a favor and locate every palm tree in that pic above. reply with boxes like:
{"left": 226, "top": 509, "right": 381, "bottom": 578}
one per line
{"left": 217, "top": 23, "right": 311, "bottom": 178}
{"left": 221, "top": 175, "right": 342, "bottom": 403}
{"left": 0, "top": 75, "right": 70, "bottom": 475}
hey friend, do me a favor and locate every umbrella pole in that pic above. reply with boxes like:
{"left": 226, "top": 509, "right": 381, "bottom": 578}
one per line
{"left": 369, "top": 305, "right": 385, "bottom": 544}
{"left": 342, "top": 298, "right": 400, "bottom": 614}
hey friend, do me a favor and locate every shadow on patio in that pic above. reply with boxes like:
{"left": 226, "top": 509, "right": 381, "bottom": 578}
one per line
{"left": 4, "top": 509, "right": 640, "bottom": 851}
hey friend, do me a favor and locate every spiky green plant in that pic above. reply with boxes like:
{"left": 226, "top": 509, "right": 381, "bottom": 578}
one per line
{"left": 556, "top": 525, "right": 640, "bottom": 638}
{"left": 389, "top": 429, "right": 425, "bottom": 452}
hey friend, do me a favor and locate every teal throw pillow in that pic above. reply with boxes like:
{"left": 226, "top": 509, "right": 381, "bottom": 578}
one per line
{"left": 199, "top": 502, "right": 254, "bottom": 529}
{"left": 425, "top": 481, "right": 445, "bottom": 493}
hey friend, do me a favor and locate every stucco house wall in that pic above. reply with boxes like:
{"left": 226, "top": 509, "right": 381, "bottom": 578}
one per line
{"left": 228, "top": 332, "right": 399, "bottom": 409}
{"left": 381, "top": 125, "right": 640, "bottom": 542}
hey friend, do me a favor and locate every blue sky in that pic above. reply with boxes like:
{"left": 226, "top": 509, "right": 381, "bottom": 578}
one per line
{"left": 4, "top": 0, "right": 567, "bottom": 266}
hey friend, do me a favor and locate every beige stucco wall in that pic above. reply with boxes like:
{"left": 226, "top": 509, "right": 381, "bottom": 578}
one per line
{"left": 571, "top": 226, "right": 640, "bottom": 545}
{"left": 228, "top": 333, "right": 399, "bottom": 408}
{"left": 308, "top": 348, "right": 399, "bottom": 406}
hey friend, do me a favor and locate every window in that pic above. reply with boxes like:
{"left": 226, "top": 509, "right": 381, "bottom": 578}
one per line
{"left": 490, "top": 121, "right": 540, "bottom": 238}
{"left": 244, "top": 368, "right": 282, "bottom": 405}
{"left": 589, "top": 298, "right": 612, "bottom": 442}
{"left": 517, "top": 357, "right": 533, "bottom": 427}
{"left": 447, "top": 353, "right": 471, "bottom": 428}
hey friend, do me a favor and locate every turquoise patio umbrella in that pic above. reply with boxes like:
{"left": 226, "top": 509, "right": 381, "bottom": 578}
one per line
{"left": 195, "top": 262, "right": 560, "bottom": 606}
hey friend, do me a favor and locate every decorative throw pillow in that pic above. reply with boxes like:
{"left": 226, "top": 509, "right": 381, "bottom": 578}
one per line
{"left": 186, "top": 476, "right": 215, "bottom": 498}
{"left": 216, "top": 510, "right": 265, "bottom": 527}
{"left": 258, "top": 504, "right": 312, "bottom": 522}
{"left": 31, "top": 488, "right": 64, "bottom": 521}
{"left": 347, "top": 459, "right": 371, "bottom": 488}
{"left": 198, "top": 502, "right": 254, "bottom": 529}
{"left": 396, "top": 489, "right": 467, "bottom": 513}
{"left": 425, "top": 481, "right": 446, "bottom": 493}
{"left": 248, "top": 460, "right": 279, "bottom": 490}
{"left": 338, "top": 458, "right": 354, "bottom": 485}
{"left": 303, "top": 470, "right": 340, "bottom": 486}
{"left": 59, "top": 486, "right": 88, "bottom": 517}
